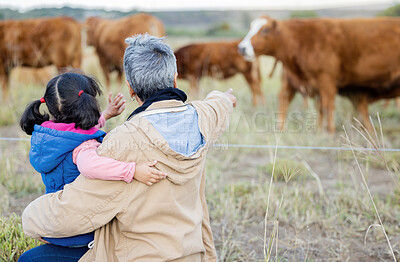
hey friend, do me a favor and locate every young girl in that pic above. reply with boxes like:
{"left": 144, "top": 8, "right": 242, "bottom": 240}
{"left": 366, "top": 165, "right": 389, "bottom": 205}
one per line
{"left": 20, "top": 72, "right": 165, "bottom": 248}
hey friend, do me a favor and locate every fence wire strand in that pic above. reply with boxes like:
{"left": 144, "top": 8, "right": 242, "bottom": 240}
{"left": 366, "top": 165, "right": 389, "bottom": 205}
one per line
{"left": 1, "top": 137, "right": 400, "bottom": 152}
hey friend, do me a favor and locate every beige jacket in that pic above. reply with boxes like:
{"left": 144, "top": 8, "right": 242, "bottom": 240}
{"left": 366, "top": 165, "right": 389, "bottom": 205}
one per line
{"left": 22, "top": 91, "right": 233, "bottom": 262}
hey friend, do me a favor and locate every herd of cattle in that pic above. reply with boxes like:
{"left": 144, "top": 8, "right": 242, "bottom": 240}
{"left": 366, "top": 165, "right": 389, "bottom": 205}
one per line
{"left": 1, "top": 13, "right": 400, "bottom": 132}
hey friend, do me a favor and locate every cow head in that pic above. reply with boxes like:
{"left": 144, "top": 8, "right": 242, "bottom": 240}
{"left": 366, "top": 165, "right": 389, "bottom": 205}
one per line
{"left": 238, "top": 16, "right": 278, "bottom": 61}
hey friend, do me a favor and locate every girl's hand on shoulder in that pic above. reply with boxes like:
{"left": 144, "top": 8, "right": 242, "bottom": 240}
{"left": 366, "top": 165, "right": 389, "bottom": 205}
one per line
{"left": 103, "top": 92, "right": 126, "bottom": 120}
{"left": 134, "top": 161, "right": 167, "bottom": 186}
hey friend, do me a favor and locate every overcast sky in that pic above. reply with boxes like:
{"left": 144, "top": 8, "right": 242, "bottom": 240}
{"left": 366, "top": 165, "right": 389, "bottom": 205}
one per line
{"left": 0, "top": 0, "right": 397, "bottom": 11}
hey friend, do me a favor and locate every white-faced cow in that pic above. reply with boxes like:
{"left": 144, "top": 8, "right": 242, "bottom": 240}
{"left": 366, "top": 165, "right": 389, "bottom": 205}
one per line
{"left": 239, "top": 16, "right": 400, "bottom": 132}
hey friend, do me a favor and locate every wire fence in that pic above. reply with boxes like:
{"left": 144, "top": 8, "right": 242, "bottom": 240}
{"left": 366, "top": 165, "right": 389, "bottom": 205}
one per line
{"left": 0, "top": 137, "right": 30, "bottom": 141}
{"left": 213, "top": 144, "right": 400, "bottom": 152}
{"left": 1, "top": 137, "right": 400, "bottom": 152}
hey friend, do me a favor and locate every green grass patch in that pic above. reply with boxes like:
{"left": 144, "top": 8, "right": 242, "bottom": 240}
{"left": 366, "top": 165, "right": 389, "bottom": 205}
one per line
{"left": 0, "top": 152, "right": 44, "bottom": 197}
{"left": 224, "top": 181, "right": 256, "bottom": 198}
{"left": 0, "top": 106, "right": 16, "bottom": 127}
{"left": 0, "top": 214, "right": 40, "bottom": 262}
{"left": 337, "top": 150, "right": 400, "bottom": 172}
{"left": 259, "top": 159, "right": 310, "bottom": 182}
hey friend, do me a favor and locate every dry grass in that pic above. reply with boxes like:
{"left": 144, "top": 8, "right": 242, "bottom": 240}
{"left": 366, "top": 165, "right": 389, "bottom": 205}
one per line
{"left": 0, "top": 37, "right": 399, "bottom": 261}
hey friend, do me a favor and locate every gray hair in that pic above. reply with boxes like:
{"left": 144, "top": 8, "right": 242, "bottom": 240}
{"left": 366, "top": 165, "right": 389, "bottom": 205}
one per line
{"left": 124, "top": 34, "right": 177, "bottom": 101}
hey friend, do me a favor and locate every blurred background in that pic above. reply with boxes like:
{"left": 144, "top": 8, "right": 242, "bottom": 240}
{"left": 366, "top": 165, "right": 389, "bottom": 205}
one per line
{"left": 1, "top": 0, "right": 400, "bottom": 37}
{"left": 1, "top": 1, "right": 400, "bottom": 261}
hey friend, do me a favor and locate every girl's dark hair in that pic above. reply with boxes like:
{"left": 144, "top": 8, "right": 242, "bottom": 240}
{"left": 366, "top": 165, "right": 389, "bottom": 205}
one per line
{"left": 20, "top": 72, "right": 103, "bottom": 135}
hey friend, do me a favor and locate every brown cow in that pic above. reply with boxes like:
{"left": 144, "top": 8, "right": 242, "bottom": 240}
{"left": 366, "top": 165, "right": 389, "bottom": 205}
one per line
{"left": 86, "top": 13, "right": 165, "bottom": 89}
{"left": 0, "top": 17, "right": 81, "bottom": 99}
{"left": 279, "top": 66, "right": 400, "bottom": 132}
{"left": 174, "top": 40, "right": 265, "bottom": 106}
{"left": 268, "top": 60, "right": 310, "bottom": 110}
{"left": 239, "top": 16, "right": 400, "bottom": 132}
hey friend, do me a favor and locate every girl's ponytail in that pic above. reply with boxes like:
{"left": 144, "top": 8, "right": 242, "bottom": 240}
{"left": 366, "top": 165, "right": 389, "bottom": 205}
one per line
{"left": 72, "top": 91, "right": 101, "bottom": 130}
{"left": 20, "top": 99, "right": 50, "bottom": 135}
{"left": 25, "top": 73, "right": 102, "bottom": 131}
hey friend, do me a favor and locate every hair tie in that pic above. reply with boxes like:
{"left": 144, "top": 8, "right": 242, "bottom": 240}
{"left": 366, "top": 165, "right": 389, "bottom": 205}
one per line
{"left": 40, "top": 97, "right": 45, "bottom": 103}
{"left": 78, "top": 90, "right": 84, "bottom": 96}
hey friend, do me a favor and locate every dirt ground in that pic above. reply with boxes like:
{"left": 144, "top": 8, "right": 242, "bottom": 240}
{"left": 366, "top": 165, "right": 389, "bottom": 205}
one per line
{"left": 2, "top": 122, "right": 400, "bottom": 261}
{"left": 206, "top": 145, "right": 399, "bottom": 261}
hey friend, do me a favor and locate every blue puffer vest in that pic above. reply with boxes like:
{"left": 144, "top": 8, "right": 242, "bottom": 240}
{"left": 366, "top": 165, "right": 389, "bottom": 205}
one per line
{"left": 29, "top": 123, "right": 106, "bottom": 247}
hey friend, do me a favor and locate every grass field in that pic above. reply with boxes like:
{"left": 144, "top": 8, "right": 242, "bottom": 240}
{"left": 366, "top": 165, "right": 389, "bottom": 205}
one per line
{"left": 1, "top": 36, "right": 400, "bottom": 261}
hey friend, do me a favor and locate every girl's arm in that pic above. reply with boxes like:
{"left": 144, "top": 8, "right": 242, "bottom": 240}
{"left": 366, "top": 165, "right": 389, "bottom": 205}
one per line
{"left": 95, "top": 92, "right": 126, "bottom": 129}
{"left": 73, "top": 140, "right": 166, "bottom": 185}
{"left": 94, "top": 113, "right": 106, "bottom": 129}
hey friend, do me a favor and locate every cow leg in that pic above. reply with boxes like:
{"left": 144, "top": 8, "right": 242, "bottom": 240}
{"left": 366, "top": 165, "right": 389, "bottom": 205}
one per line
{"left": 303, "top": 95, "right": 309, "bottom": 109}
{"left": 383, "top": 97, "right": 400, "bottom": 108}
{"left": 72, "top": 45, "right": 82, "bottom": 69}
{"left": 358, "top": 95, "right": 373, "bottom": 133}
{"left": 97, "top": 56, "right": 111, "bottom": 92}
{"left": 277, "top": 75, "right": 296, "bottom": 131}
{"left": 251, "top": 59, "right": 265, "bottom": 106}
{"left": 1, "top": 74, "right": 9, "bottom": 101}
{"left": 382, "top": 98, "right": 400, "bottom": 109}
{"left": 188, "top": 76, "right": 200, "bottom": 99}
{"left": 117, "top": 70, "right": 123, "bottom": 89}
{"left": 383, "top": 99, "right": 390, "bottom": 108}
{"left": 318, "top": 74, "right": 337, "bottom": 133}
{"left": 316, "top": 97, "right": 324, "bottom": 131}
{"left": 349, "top": 94, "right": 373, "bottom": 133}
{"left": 244, "top": 72, "right": 258, "bottom": 106}
{"left": 243, "top": 67, "right": 265, "bottom": 107}
{"left": 298, "top": 85, "right": 309, "bottom": 109}
{"left": 103, "top": 73, "right": 111, "bottom": 93}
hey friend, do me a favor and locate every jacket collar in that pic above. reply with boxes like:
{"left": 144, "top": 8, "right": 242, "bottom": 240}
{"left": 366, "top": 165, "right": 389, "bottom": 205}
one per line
{"left": 146, "top": 99, "right": 186, "bottom": 110}
{"left": 127, "top": 88, "right": 187, "bottom": 120}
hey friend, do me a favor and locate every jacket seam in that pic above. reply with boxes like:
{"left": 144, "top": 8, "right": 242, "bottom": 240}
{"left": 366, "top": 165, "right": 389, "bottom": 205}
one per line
{"left": 80, "top": 214, "right": 95, "bottom": 231}
{"left": 190, "top": 103, "right": 211, "bottom": 147}
{"left": 36, "top": 132, "right": 46, "bottom": 173}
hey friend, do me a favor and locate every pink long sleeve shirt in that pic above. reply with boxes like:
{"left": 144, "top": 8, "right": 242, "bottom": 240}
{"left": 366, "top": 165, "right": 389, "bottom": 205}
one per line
{"left": 94, "top": 113, "right": 106, "bottom": 129}
{"left": 41, "top": 113, "right": 135, "bottom": 183}
{"left": 72, "top": 139, "right": 136, "bottom": 183}
{"left": 72, "top": 113, "right": 135, "bottom": 183}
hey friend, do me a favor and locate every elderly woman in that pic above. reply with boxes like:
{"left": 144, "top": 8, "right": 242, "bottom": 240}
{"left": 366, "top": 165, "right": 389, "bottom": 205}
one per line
{"left": 20, "top": 34, "right": 236, "bottom": 261}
